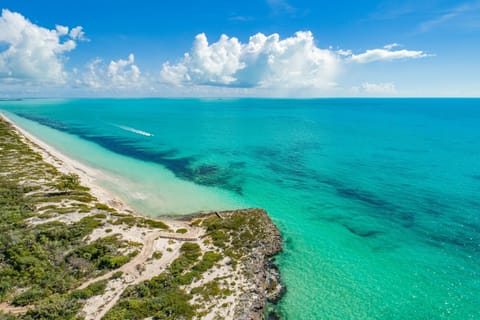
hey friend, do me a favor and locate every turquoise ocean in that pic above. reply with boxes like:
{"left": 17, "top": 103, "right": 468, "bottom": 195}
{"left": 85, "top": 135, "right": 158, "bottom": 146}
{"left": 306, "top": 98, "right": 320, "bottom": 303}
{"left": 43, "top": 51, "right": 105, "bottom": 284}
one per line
{"left": 1, "top": 98, "right": 479, "bottom": 319}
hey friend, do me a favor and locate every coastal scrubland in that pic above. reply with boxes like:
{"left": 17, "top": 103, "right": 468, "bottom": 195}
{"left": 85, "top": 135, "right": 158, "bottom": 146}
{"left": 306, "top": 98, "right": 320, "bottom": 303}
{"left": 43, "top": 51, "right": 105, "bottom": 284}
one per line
{"left": 0, "top": 117, "right": 282, "bottom": 320}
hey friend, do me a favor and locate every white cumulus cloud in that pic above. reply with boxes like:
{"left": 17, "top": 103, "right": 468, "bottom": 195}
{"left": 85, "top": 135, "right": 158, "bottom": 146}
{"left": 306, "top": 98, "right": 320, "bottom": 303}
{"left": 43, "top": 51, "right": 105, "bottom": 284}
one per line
{"left": 347, "top": 44, "right": 429, "bottom": 63}
{"left": 0, "top": 9, "right": 83, "bottom": 83}
{"left": 161, "top": 33, "right": 244, "bottom": 85}
{"left": 161, "top": 31, "right": 340, "bottom": 90}
{"left": 336, "top": 49, "right": 353, "bottom": 56}
{"left": 352, "top": 82, "right": 397, "bottom": 95}
{"left": 108, "top": 54, "right": 141, "bottom": 86}
{"left": 383, "top": 43, "right": 400, "bottom": 50}
{"left": 55, "top": 25, "right": 69, "bottom": 36}
{"left": 79, "top": 54, "right": 142, "bottom": 89}
{"left": 69, "top": 26, "right": 87, "bottom": 41}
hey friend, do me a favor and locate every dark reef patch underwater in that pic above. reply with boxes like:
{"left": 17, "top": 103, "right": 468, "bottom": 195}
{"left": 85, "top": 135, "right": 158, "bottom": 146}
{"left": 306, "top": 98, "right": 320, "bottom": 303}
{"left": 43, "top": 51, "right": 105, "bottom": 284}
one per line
{"left": 16, "top": 113, "right": 244, "bottom": 195}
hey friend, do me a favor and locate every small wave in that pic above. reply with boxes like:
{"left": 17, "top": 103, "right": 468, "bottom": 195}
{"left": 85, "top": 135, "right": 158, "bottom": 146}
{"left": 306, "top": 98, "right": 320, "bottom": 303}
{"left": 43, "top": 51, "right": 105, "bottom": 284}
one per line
{"left": 132, "top": 192, "right": 147, "bottom": 200}
{"left": 114, "top": 124, "right": 154, "bottom": 137}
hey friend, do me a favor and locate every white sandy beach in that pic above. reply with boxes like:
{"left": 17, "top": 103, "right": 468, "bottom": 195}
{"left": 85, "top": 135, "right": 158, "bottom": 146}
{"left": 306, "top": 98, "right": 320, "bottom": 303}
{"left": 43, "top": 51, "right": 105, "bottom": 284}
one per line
{"left": 0, "top": 112, "right": 137, "bottom": 214}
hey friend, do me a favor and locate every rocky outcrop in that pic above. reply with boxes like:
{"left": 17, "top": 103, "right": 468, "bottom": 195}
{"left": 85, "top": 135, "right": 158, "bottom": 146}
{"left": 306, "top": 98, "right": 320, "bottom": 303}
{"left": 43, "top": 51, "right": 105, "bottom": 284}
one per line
{"left": 225, "top": 209, "right": 284, "bottom": 320}
{"left": 266, "top": 263, "right": 285, "bottom": 304}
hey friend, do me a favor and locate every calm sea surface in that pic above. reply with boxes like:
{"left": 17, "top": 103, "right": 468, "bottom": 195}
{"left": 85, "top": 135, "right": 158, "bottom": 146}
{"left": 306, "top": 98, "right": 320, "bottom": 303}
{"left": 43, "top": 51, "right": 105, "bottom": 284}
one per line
{"left": 1, "top": 98, "right": 479, "bottom": 319}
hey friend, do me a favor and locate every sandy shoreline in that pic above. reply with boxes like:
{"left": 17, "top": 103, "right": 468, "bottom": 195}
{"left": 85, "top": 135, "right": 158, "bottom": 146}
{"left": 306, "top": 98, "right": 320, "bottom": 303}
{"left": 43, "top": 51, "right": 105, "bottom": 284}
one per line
{"left": 1, "top": 112, "right": 148, "bottom": 217}
{"left": 0, "top": 112, "right": 240, "bottom": 221}
{"left": 0, "top": 112, "right": 209, "bottom": 235}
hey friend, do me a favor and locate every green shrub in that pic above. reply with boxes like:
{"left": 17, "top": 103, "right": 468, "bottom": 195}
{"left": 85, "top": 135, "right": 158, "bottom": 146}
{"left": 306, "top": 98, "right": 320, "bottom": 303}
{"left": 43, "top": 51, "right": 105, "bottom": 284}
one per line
{"left": 111, "top": 216, "right": 136, "bottom": 226}
{"left": 141, "top": 218, "right": 169, "bottom": 229}
{"left": 23, "top": 294, "right": 81, "bottom": 320}
{"left": 70, "top": 280, "right": 107, "bottom": 299}
{"left": 193, "top": 251, "right": 222, "bottom": 273}
{"left": 12, "top": 287, "right": 45, "bottom": 306}
{"left": 56, "top": 173, "right": 81, "bottom": 191}
{"left": 103, "top": 273, "right": 195, "bottom": 320}
{"left": 95, "top": 203, "right": 114, "bottom": 212}
{"left": 69, "top": 235, "right": 129, "bottom": 270}
{"left": 190, "top": 219, "right": 201, "bottom": 227}
{"left": 152, "top": 251, "right": 163, "bottom": 259}
{"left": 111, "top": 271, "right": 124, "bottom": 279}
{"left": 191, "top": 280, "right": 232, "bottom": 301}
{"left": 211, "top": 230, "right": 228, "bottom": 247}
{"left": 99, "top": 255, "right": 130, "bottom": 269}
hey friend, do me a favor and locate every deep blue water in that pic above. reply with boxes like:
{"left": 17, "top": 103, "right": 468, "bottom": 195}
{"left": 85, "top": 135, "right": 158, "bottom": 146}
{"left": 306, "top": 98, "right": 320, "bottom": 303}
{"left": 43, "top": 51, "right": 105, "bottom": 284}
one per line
{"left": 1, "top": 98, "right": 479, "bottom": 319}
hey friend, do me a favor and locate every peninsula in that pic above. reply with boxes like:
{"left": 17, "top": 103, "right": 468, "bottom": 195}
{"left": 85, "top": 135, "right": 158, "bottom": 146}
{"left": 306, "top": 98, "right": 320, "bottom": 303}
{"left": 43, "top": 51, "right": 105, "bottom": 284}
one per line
{"left": 0, "top": 115, "right": 284, "bottom": 320}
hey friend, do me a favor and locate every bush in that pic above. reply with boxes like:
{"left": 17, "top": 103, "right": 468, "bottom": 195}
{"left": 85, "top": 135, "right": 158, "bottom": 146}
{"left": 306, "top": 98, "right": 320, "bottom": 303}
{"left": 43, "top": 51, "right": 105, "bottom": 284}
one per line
{"left": 193, "top": 251, "right": 222, "bottom": 273}
{"left": 69, "top": 235, "right": 129, "bottom": 270}
{"left": 141, "top": 218, "right": 169, "bottom": 229}
{"left": 111, "top": 271, "right": 124, "bottom": 279}
{"left": 152, "top": 251, "right": 163, "bottom": 259}
{"left": 103, "top": 275, "right": 195, "bottom": 320}
{"left": 23, "top": 294, "right": 81, "bottom": 320}
{"left": 95, "top": 203, "right": 114, "bottom": 211}
{"left": 70, "top": 280, "right": 107, "bottom": 300}
{"left": 56, "top": 173, "right": 81, "bottom": 191}
{"left": 210, "top": 230, "right": 228, "bottom": 247}
{"left": 99, "top": 255, "right": 130, "bottom": 269}
{"left": 191, "top": 280, "right": 232, "bottom": 301}
{"left": 12, "top": 287, "right": 45, "bottom": 306}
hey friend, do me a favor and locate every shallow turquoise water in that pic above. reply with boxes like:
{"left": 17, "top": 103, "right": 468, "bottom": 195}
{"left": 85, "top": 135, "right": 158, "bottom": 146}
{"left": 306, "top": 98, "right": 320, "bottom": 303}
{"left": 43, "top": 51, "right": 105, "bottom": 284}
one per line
{"left": 1, "top": 98, "right": 479, "bottom": 319}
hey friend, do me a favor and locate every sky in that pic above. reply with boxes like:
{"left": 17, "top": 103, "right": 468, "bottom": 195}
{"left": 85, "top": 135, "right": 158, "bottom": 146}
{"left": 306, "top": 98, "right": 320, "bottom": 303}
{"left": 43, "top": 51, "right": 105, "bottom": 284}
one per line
{"left": 0, "top": 0, "right": 479, "bottom": 97}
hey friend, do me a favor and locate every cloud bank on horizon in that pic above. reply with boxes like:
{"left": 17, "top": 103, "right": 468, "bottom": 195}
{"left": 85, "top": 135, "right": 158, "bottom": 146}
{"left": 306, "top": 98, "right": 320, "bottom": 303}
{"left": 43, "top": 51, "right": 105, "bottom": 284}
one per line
{"left": 160, "top": 31, "right": 340, "bottom": 89}
{"left": 160, "top": 32, "right": 429, "bottom": 90}
{"left": 0, "top": 9, "right": 430, "bottom": 97}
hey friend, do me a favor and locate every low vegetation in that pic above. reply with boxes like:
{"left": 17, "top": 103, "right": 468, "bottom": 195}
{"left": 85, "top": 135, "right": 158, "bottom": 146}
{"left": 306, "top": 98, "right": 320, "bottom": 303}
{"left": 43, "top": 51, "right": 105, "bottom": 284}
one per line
{"left": 0, "top": 118, "right": 128, "bottom": 318}
{"left": 201, "top": 209, "right": 272, "bottom": 262}
{"left": 110, "top": 216, "right": 168, "bottom": 229}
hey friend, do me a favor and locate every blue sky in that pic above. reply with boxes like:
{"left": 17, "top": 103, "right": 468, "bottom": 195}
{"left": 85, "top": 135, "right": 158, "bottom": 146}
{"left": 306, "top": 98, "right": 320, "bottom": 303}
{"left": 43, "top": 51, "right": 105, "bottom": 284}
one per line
{"left": 0, "top": 0, "right": 479, "bottom": 97}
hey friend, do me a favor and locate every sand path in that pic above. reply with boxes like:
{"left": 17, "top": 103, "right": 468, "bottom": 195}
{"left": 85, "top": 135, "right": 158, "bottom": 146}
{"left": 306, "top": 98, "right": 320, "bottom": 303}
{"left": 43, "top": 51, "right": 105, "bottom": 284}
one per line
{"left": 0, "top": 303, "right": 31, "bottom": 315}
{"left": 81, "top": 228, "right": 201, "bottom": 320}
{"left": 82, "top": 231, "right": 160, "bottom": 320}
{"left": 78, "top": 231, "right": 159, "bottom": 291}
{"left": 80, "top": 229, "right": 200, "bottom": 291}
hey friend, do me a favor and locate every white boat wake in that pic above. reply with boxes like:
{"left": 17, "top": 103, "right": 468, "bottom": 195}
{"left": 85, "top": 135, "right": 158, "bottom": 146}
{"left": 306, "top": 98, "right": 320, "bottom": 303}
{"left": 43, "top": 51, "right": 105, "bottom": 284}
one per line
{"left": 114, "top": 124, "right": 154, "bottom": 137}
